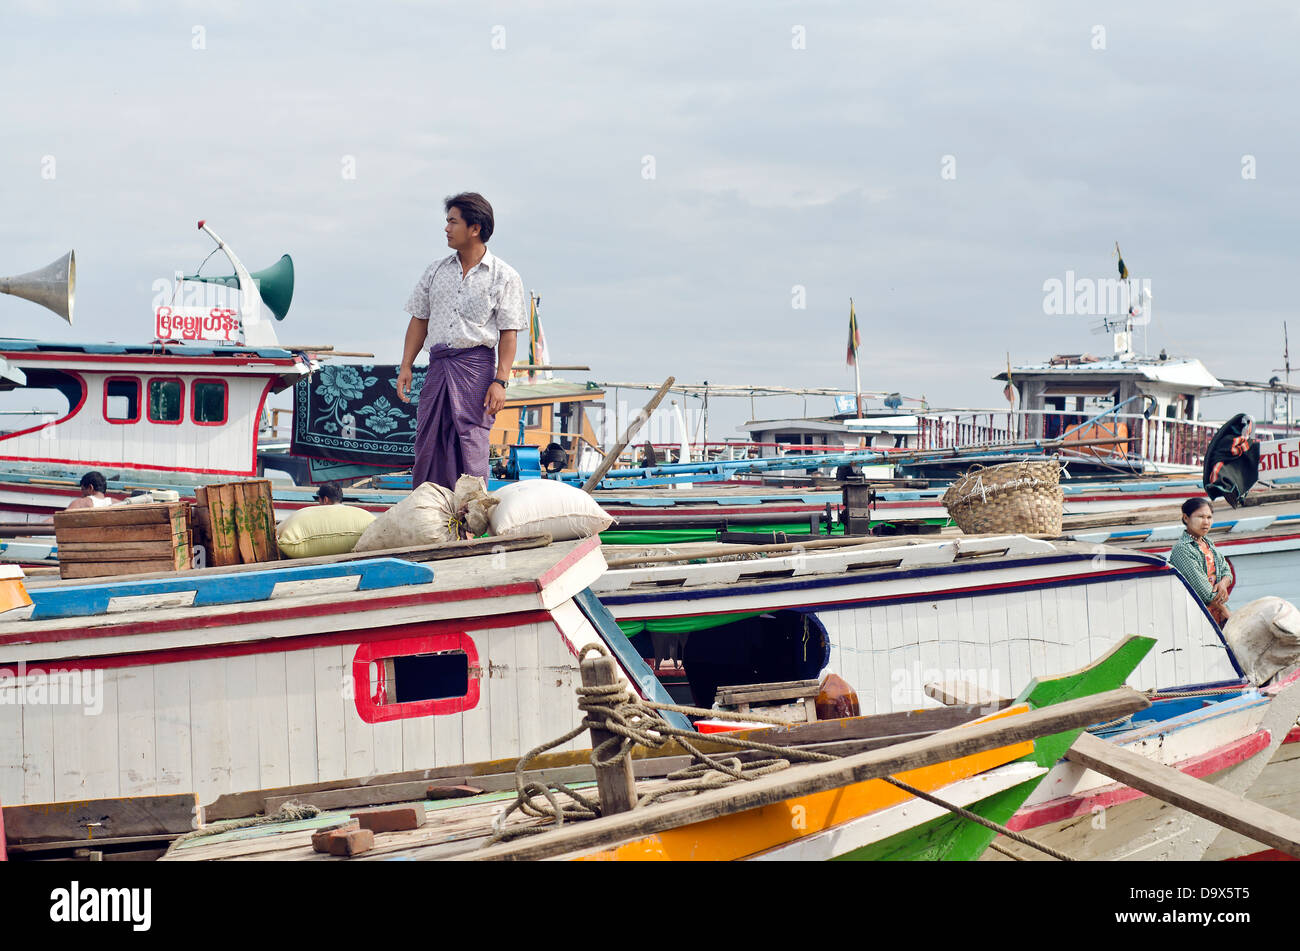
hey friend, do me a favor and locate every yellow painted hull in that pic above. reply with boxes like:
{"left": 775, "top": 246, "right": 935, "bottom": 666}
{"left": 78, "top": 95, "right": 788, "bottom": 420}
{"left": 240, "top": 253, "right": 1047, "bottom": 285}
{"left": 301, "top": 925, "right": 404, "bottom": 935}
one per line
{"left": 576, "top": 704, "right": 1034, "bottom": 861}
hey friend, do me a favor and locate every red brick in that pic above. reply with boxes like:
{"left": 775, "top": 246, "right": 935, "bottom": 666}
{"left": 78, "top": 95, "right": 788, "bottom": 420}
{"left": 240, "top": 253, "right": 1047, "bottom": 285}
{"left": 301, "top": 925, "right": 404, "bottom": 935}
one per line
{"left": 349, "top": 805, "right": 426, "bottom": 833}
{"left": 311, "top": 819, "right": 359, "bottom": 853}
{"left": 326, "top": 828, "right": 375, "bottom": 857}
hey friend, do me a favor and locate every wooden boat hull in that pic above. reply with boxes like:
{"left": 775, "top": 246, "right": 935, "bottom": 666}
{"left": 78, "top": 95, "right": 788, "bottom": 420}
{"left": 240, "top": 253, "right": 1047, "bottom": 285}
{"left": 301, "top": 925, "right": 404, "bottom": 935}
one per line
{"left": 0, "top": 538, "right": 685, "bottom": 809}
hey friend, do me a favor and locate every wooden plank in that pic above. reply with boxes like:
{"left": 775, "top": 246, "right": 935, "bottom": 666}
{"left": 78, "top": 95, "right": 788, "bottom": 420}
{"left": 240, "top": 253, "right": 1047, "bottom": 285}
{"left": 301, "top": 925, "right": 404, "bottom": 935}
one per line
{"left": 8, "top": 833, "right": 179, "bottom": 854}
{"left": 201, "top": 699, "right": 1011, "bottom": 820}
{"left": 1065, "top": 730, "right": 1300, "bottom": 858}
{"left": 54, "top": 525, "right": 184, "bottom": 544}
{"left": 53, "top": 503, "right": 183, "bottom": 529}
{"left": 470, "top": 688, "right": 1150, "bottom": 861}
{"left": 254, "top": 654, "right": 291, "bottom": 791}
{"left": 1, "top": 793, "right": 201, "bottom": 844}
{"left": 924, "top": 680, "right": 1007, "bottom": 706}
{"left": 153, "top": 660, "right": 192, "bottom": 795}
{"left": 232, "top": 482, "right": 258, "bottom": 564}
{"left": 284, "top": 649, "right": 319, "bottom": 786}
{"left": 582, "top": 376, "right": 675, "bottom": 492}
{"left": 716, "top": 680, "right": 822, "bottom": 705}
{"left": 59, "top": 559, "right": 179, "bottom": 580}
{"left": 206, "top": 484, "right": 240, "bottom": 567}
{"left": 116, "top": 667, "right": 157, "bottom": 796}
{"left": 57, "top": 540, "right": 185, "bottom": 560}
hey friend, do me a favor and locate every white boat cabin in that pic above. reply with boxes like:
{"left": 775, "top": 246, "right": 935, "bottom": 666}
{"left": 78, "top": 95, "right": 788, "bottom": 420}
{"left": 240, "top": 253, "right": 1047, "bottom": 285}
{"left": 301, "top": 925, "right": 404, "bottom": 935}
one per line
{"left": 0, "top": 339, "right": 310, "bottom": 484}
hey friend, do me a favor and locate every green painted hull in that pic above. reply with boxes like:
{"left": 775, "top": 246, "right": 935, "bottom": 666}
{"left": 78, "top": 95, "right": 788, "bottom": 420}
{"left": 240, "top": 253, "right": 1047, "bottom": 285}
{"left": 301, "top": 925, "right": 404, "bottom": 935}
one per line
{"left": 829, "top": 635, "right": 1155, "bottom": 861}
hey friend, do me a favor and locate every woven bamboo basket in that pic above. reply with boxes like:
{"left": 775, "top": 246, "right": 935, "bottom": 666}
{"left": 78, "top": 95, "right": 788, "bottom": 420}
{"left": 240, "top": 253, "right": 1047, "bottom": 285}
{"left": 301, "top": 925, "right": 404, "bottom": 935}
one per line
{"left": 941, "top": 459, "right": 1063, "bottom": 535}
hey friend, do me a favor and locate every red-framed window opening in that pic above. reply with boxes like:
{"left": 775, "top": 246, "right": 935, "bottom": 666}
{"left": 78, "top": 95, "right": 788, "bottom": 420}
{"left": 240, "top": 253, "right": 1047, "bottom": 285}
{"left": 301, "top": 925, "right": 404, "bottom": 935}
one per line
{"left": 103, "top": 376, "right": 141, "bottom": 424}
{"left": 352, "top": 632, "right": 480, "bottom": 723}
{"left": 191, "top": 378, "right": 229, "bottom": 426}
{"left": 147, "top": 377, "right": 185, "bottom": 425}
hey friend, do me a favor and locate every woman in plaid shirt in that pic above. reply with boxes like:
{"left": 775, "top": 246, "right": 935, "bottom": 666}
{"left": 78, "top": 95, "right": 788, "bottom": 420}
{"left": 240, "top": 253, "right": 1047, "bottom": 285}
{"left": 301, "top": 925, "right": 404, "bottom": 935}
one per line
{"left": 1167, "top": 497, "right": 1232, "bottom": 625}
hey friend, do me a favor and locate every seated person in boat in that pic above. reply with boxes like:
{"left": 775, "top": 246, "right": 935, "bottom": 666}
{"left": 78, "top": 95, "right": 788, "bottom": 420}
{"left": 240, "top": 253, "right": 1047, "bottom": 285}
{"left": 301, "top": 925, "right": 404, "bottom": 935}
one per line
{"left": 314, "top": 484, "right": 343, "bottom": 505}
{"left": 1167, "top": 497, "right": 1232, "bottom": 624}
{"left": 66, "top": 471, "right": 111, "bottom": 511}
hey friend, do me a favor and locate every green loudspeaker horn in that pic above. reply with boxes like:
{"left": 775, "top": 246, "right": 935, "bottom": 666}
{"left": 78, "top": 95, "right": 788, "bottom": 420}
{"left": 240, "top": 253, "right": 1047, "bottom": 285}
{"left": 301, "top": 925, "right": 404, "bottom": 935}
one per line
{"left": 184, "top": 254, "right": 295, "bottom": 321}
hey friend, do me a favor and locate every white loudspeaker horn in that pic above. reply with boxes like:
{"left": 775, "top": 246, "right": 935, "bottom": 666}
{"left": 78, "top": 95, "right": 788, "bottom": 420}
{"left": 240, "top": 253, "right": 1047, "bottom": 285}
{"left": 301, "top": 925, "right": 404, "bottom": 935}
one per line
{"left": 0, "top": 250, "right": 75, "bottom": 324}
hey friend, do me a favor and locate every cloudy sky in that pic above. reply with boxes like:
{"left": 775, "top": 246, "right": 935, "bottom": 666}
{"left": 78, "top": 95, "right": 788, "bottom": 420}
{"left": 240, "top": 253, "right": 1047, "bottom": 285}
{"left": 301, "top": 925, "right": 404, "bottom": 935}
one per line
{"left": 3, "top": 1, "right": 1297, "bottom": 442}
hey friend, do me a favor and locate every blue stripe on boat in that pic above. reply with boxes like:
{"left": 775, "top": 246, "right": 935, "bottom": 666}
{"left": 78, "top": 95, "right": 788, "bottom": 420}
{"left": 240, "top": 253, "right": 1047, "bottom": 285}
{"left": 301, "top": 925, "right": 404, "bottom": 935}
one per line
{"left": 26, "top": 559, "right": 435, "bottom": 620}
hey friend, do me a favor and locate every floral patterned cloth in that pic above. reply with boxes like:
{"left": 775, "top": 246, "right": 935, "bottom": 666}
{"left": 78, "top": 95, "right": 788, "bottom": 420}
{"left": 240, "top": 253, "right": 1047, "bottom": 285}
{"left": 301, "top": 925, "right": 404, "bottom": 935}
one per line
{"left": 291, "top": 363, "right": 425, "bottom": 466}
{"left": 404, "top": 249, "right": 528, "bottom": 350}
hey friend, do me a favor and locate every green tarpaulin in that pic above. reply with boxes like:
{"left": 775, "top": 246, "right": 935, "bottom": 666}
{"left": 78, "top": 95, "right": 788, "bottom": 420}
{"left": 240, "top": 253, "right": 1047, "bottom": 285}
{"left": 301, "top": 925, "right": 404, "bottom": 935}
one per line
{"left": 617, "top": 611, "right": 764, "bottom": 637}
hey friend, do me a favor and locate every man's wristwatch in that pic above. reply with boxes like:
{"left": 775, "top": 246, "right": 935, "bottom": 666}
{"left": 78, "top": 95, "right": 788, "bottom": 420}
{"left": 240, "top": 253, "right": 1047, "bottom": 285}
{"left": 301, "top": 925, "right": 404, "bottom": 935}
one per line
{"left": 491, "top": 378, "right": 508, "bottom": 389}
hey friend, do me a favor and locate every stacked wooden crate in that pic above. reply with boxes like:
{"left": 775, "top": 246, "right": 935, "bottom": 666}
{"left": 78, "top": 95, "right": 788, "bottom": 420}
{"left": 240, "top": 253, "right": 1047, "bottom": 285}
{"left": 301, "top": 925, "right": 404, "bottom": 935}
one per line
{"left": 194, "top": 479, "right": 279, "bottom": 567}
{"left": 714, "top": 679, "right": 823, "bottom": 725}
{"left": 53, "top": 503, "right": 191, "bottom": 579}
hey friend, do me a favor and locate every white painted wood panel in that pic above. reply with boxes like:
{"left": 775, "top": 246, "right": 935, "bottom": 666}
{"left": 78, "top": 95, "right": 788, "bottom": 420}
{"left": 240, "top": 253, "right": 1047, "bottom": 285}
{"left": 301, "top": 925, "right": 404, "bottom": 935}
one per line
{"left": 312, "top": 646, "right": 347, "bottom": 785}
{"left": 283, "top": 648, "right": 318, "bottom": 786}
{"left": 513, "top": 622, "right": 544, "bottom": 755}
{"left": 0, "top": 698, "right": 23, "bottom": 805}
{"left": 116, "top": 666, "right": 157, "bottom": 796}
{"left": 488, "top": 625, "right": 521, "bottom": 759}
{"left": 21, "top": 698, "right": 54, "bottom": 804}
{"left": 225, "top": 656, "right": 261, "bottom": 793}
{"left": 254, "top": 653, "right": 290, "bottom": 790}
{"left": 153, "top": 664, "right": 192, "bottom": 795}
{"left": 461, "top": 627, "right": 494, "bottom": 764}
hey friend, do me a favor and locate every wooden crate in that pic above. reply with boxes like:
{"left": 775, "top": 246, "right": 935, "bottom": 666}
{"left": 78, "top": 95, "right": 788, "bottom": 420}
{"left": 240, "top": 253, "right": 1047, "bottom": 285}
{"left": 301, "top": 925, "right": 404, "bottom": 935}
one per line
{"left": 714, "top": 679, "right": 822, "bottom": 724}
{"left": 195, "top": 480, "right": 279, "bottom": 567}
{"left": 54, "top": 502, "right": 191, "bottom": 579}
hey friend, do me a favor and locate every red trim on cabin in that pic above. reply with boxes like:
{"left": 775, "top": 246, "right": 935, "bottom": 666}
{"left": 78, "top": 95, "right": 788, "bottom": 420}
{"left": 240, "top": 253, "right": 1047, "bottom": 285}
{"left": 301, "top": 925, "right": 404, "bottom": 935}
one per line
{"left": 145, "top": 377, "right": 185, "bottom": 425}
{"left": 0, "top": 351, "right": 301, "bottom": 368}
{"left": 1006, "top": 729, "right": 1271, "bottom": 832}
{"left": 611, "top": 564, "right": 1165, "bottom": 623}
{"left": 103, "top": 376, "right": 141, "bottom": 424}
{"left": 249, "top": 377, "right": 276, "bottom": 473}
{"left": 0, "top": 582, "right": 546, "bottom": 649}
{"left": 351, "top": 632, "right": 481, "bottom": 723}
{"left": 0, "top": 370, "right": 87, "bottom": 443}
{"left": 190, "top": 377, "right": 229, "bottom": 427}
{"left": 0, "top": 454, "right": 258, "bottom": 477}
{"left": 0, "top": 612, "right": 554, "bottom": 673}
{"left": 537, "top": 535, "right": 602, "bottom": 588}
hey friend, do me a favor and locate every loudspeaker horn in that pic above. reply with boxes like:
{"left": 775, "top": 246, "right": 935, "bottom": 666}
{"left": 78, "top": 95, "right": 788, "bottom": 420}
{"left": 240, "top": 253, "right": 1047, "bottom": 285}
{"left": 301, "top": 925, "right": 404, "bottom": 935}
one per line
{"left": 0, "top": 250, "right": 75, "bottom": 324}
{"left": 183, "top": 254, "right": 294, "bottom": 321}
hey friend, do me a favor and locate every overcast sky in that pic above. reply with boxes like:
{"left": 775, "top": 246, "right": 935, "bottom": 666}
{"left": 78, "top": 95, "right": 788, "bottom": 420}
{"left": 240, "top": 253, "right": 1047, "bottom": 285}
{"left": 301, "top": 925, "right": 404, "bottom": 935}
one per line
{"left": 3, "top": 1, "right": 1297, "bottom": 442}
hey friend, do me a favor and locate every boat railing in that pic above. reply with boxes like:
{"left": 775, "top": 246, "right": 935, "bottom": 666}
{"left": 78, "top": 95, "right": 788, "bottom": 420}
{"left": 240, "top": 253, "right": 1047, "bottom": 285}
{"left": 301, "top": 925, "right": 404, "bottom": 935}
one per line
{"left": 917, "top": 409, "right": 1221, "bottom": 468}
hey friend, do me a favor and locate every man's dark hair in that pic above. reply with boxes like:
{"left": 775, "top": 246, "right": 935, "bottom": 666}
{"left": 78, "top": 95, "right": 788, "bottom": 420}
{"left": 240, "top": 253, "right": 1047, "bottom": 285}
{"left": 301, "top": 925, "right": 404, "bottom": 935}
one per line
{"left": 315, "top": 483, "right": 343, "bottom": 503}
{"left": 80, "top": 471, "right": 107, "bottom": 493}
{"left": 444, "top": 192, "right": 495, "bottom": 244}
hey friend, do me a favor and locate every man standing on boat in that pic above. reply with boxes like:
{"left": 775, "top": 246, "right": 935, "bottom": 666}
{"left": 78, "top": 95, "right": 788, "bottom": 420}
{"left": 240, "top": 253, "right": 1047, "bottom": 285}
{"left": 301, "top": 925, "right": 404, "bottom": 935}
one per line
{"left": 396, "top": 193, "right": 527, "bottom": 490}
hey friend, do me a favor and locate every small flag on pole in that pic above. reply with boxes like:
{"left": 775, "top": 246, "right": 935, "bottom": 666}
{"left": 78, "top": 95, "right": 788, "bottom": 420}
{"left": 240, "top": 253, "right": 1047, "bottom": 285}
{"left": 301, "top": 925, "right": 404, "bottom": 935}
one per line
{"left": 521, "top": 293, "right": 551, "bottom": 383}
{"left": 846, "top": 298, "right": 860, "bottom": 366}
{"left": 1116, "top": 242, "right": 1129, "bottom": 280}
